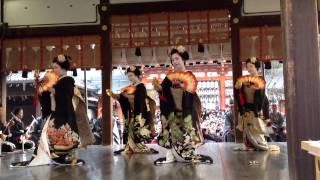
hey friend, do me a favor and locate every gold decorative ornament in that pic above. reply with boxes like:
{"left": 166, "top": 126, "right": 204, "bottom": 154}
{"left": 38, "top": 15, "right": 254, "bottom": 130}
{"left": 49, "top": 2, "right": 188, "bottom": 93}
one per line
{"left": 57, "top": 54, "right": 66, "bottom": 63}
{"left": 233, "top": 18, "right": 239, "bottom": 24}
{"left": 129, "top": 66, "right": 136, "bottom": 72}
{"left": 105, "top": 89, "right": 113, "bottom": 97}
{"left": 177, "top": 45, "right": 186, "bottom": 53}
{"left": 101, "top": 5, "right": 108, "bottom": 12}
{"left": 250, "top": 57, "right": 257, "bottom": 63}
{"left": 101, "top": 25, "right": 108, "bottom": 31}
{"left": 34, "top": 69, "right": 40, "bottom": 79}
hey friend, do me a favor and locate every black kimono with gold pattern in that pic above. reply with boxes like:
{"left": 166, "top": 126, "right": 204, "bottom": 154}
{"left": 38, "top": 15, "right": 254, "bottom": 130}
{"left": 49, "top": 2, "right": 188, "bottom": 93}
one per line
{"left": 47, "top": 76, "right": 80, "bottom": 156}
{"left": 156, "top": 76, "right": 212, "bottom": 163}
{"left": 118, "top": 83, "right": 157, "bottom": 154}
{"left": 11, "top": 76, "right": 94, "bottom": 167}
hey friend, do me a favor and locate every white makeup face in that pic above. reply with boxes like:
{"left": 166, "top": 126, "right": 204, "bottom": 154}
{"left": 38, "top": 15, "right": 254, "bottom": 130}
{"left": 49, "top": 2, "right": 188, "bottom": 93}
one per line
{"left": 127, "top": 72, "right": 139, "bottom": 83}
{"left": 246, "top": 62, "right": 258, "bottom": 75}
{"left": 52, "top": 62, "right": 63, "bottom": 76}
{"left": 171, "top": 53, "right": 185, "bottom": 70}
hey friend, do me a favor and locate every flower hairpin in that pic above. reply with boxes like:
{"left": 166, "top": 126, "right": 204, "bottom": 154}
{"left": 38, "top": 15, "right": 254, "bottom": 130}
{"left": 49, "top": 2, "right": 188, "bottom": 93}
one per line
{"left": 57, "top": 54, "right": 66, "bottom": 63}
{"left": 129, "top": 66, "right": 136, "bottom": 71}
{"left": 250, "top": 57, "right": 257, "bottom": 63}
{"left": 177, "top": 45, "right": 186, "bottom": 53}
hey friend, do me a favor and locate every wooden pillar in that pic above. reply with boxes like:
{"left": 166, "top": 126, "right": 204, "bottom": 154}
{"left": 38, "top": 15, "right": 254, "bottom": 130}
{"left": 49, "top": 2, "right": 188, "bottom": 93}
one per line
{"left": 0, "top": 36, "right": 6, "bottom": 124}
{"left": 100, "top": 0, "right": 112, "bottom": 145}
{"left": 230, "top": 0, "right": 243, "bottom": 143}
{"left": 219, "top": 76, "right": 226, "bottom": 110}
{"left": 281, "top": 0, "right": 320, "bottom": 179}
{"left": 0, "top": 73, "right": 6, "bottom": 124}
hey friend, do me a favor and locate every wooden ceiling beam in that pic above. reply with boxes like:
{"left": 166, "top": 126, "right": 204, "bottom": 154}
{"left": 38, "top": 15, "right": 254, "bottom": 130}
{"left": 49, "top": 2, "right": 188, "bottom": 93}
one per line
{"left": 109, "top": 0, "right": 230, "bottom": 15}
{"left": 3, "top": 25, "right": 101, "bottom": 39}
{"left": 240, "top": 15, "right": 281, "bottom": 27}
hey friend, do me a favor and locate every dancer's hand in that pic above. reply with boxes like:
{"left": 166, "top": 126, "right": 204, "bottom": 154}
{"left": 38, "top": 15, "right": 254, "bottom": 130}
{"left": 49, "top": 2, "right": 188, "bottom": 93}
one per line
{"left": 7, "top": 120, "right": 15, "bottom": 128}
{"left": 48, "top": 87, "right": 55, "bottom": 94}
{"left": 154, "top": 85, "right": 162, "bottom": 92}
{"left": 152, "top": 78, "right": 162, "bottom": 92}
{"left": 265, "top": 119, "right": 272, "bottom": 126}
{"left": 106, "top": 89, "right": 119, "bottom": 99}
{"left": 21, "top": 134, "right": 30, "bottom": 141}
{"left": 250, "top": 84, "right": 259, "bottom": 90}
{"left": 0, "top": 133, "right": 7, "bottom": 142}
{"left": 121, "top": 92, "right": 133, "bottom": 99}
{"left": 113, "top": 94, "right": 120, "bottom": 99}
{"left": 235, "top": 81, "right": 242, "bottom": 89}
{"left": 121, "top": 92, "right": 127, "bottom": 98}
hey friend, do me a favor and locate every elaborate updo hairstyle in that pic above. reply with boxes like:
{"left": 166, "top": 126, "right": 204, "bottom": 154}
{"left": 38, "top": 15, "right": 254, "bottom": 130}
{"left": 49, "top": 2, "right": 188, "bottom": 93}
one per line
{"left": 126, "top": 65, "right": 142, "bottom": 78}
{"left": 170, "top": 45, "right": 189, "bottom": 64}
{"left": 52, "top": 54, "right": 71, "bottom": 71}
{"left": 245, "top": 57, "right": 261, "bottom": 70}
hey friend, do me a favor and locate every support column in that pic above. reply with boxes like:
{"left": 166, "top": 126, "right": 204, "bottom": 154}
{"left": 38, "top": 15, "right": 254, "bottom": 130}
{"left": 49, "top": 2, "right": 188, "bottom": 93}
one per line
{"left": 0, "top": 73, "right": 6, "bottom": 124}
{"left": 281, "top": 0, "right": 320, "bottom": 179}
{"left": 0, "top": 36, "right": 6, "bottom": 123}
{"left": 100, "top": 0, "right": 112, "bottom": 145}
{"left": 230, "top": 0, "right": 243, "bottom": 143}
{"left": 219, "top": 76, "right": 226, "bottom": 110}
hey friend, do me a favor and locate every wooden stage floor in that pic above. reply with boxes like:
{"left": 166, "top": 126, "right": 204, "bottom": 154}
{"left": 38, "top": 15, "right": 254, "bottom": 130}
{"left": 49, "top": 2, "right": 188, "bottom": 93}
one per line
{"left": 0, "top": 143, "right": 289, "bottom": 180}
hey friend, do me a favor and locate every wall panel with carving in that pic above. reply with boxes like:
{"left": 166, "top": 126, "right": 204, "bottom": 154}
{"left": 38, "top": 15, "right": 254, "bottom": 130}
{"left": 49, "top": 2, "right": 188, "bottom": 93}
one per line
{"left": 240, "top": 26, "right": 283, "bottom": 61}
{"left": 1, "top": 35, "right": 101, "bottom": 72}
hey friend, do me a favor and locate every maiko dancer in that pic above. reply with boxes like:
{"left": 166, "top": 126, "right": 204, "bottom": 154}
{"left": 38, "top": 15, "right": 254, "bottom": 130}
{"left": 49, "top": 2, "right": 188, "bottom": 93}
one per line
{"left": 234, "top": 57, "right": 279, "bottom": 151}
{"left": 107, "top": 65, "right": 158, "bottom": 155}
{"left": 11, "top": 55, "right": 94, "bottom": 167}
{"left": 153, "top": 46, "right": 213, "bottom": 165}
